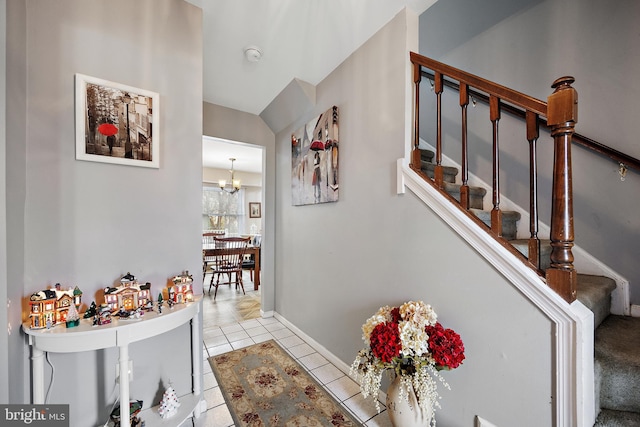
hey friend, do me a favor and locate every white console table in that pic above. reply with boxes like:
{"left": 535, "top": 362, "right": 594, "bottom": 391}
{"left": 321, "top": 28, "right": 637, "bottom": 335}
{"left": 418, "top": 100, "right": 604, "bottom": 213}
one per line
{"left": 23, "top": 296, "right": 204, "bottom": 427}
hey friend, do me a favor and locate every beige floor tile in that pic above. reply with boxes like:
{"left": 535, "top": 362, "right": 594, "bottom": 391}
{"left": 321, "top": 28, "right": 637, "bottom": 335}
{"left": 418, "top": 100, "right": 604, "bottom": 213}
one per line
{"left": 325, "top": 375, "right": 361, "bottom": 402}
{"left": 344, "top": 392, "right": 384, "bottom": 423}
{"left": 203, "top": 372, "right": 216, "bottom": 390}
{"left": 298, "top": 352, "right": 329, "bottom": 370}
{"left": 366, "top": 411, "right": 393, "bottom": 427}
{"left": 312, "top": 363, "right": 344, "bottom": 384}
{"left": 288, "top": 343, "right": 315, "bottom": 359}
{"left": 203, "top": 386, "right": 225, "bottom": 409}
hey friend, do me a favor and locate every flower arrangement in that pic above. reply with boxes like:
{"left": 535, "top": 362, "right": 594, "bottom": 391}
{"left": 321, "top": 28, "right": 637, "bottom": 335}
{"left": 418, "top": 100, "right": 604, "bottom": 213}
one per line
{"left": 350, "top": 301, "right": 465, "bottom": 417}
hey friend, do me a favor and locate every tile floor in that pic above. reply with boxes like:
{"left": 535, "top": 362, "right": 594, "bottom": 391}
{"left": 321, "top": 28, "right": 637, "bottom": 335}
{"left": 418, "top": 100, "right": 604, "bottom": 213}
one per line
{"left": 181, "top": 274, "right": 392, "bottom": 427}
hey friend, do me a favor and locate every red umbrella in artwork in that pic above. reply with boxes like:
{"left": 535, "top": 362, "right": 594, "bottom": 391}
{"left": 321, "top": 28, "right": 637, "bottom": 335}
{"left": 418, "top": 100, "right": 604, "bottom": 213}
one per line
{"left": 309, "top": 140, "right": 325, "bottom": 151}
{"left": 97, "top": 123, "right": 118, "bottom": 136}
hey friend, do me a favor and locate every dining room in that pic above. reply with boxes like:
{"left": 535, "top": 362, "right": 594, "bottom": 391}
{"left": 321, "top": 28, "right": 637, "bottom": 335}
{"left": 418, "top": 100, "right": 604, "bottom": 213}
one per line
{"left": 202, "top": 136, "right": 265, "bottom": 326}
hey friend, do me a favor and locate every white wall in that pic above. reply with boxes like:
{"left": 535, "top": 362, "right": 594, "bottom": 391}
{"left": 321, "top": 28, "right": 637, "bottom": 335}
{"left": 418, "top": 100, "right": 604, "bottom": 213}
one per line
{"left": 274, "top": 9, "right": 554, "bottom": 426}
{"left": 6, "top": 0, "right": 203, "bottom": 423}
{"left": 420, "top": 0, "right": 640, "bottom": 304}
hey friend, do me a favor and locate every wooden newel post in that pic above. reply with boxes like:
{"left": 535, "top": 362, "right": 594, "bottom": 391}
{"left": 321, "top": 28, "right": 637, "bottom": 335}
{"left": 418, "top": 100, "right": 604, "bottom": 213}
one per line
{"left": 546, "top": 76, "right": 578, "bottom": 303}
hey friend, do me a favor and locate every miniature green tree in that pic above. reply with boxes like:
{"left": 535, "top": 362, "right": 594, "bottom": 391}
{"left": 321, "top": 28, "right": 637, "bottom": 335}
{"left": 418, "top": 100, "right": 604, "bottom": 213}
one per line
{"left": 83, "top": 301, "right": 97, "bottom": 319}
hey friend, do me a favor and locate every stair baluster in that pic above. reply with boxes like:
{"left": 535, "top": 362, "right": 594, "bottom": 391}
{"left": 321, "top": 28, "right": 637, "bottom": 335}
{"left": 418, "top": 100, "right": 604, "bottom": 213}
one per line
{"left": 526, "top": 111, "right": 541, "bottom": 269}
{"left": 490, "top": 95, "right": 503, "bottom": 237}
{"left": 459, "top": 83, "right": 470, "bottom": 210}
{"left": 434, "top": 72, "right": 444, "bottom": 188}
{"left": 411, "top": 61, "right": 422, "bottom": 170}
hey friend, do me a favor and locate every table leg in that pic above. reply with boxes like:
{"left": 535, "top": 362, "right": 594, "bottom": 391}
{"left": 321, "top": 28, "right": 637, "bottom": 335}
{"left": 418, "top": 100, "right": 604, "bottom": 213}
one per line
{"left": 191, "top": 310, "right": 204, "bottom": 418}
{"left": 254, "top": 248, "right": 260, "bottom": 290}
{"left": 119, "top": 344, "right": 130, "bottom": 427}
{"left": 31, "top": 345, "right": 45, "bottom": 404}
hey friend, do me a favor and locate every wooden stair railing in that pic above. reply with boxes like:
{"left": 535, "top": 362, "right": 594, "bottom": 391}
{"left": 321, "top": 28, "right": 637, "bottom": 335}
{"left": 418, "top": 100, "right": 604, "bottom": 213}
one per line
{"left": 416, "top": 65, "right": 640, "bottom": 176}
{"left": 410, "top": 53, "right": 581, "bottom": 301}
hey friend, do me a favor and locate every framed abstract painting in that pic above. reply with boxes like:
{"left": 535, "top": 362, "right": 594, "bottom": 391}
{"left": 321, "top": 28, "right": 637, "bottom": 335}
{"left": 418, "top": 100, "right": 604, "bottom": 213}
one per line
{"left": 291, "top": 106, "right": 339, "bottom": 206}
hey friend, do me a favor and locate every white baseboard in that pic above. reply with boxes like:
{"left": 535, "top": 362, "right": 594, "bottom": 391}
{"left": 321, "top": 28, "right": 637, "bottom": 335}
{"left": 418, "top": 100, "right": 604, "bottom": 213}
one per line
{"left": 273, "top": 312, "right": 389, "bottom": 403}
{"left": 261, "top": 309, "right": 275, "bottom": 318}
{"left": 273, "top": 312, "right": 352, "bottom": 376}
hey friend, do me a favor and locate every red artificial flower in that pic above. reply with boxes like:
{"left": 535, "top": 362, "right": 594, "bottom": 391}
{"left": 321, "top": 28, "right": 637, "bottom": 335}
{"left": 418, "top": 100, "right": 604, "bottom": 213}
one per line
{"left": 390, "top": 307, "right": 401, "bottom": 323}
{"left": 425, "top": 322, "right": 465, "bottom": 369}
{"left": 370, "top": 322, "right": 401, "bottom": 363}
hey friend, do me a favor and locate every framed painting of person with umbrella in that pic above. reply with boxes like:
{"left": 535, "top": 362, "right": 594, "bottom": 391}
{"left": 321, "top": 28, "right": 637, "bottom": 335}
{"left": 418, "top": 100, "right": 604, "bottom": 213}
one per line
{"left": 291, "top": 106, "right": 339, "bottom": 206}
{"left": 75, "top": 73, "right": 160, "bottom": 168}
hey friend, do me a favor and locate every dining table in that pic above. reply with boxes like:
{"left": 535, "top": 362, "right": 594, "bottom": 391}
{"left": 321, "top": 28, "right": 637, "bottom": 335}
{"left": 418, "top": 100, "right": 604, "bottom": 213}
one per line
{"left": 203, "top": 244, "right": 261, "bottom": 290}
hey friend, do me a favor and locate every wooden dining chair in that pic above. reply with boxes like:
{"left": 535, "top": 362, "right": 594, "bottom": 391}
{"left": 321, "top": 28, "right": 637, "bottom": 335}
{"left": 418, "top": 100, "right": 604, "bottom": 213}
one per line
{"left": 209, "top": 236, "right": 250, "bottom": 299}
{"left": 242, "top": 235, "right": 261, "bottom": 282}
{"left": 202, "top": 230, "right": 226, "bottom": 282}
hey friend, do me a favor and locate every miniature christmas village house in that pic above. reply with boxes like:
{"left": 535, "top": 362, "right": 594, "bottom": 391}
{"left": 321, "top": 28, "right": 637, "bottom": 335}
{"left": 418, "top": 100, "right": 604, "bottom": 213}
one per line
{"left": 29, "top": 284, "right": 83, "bottom": 329}
{"left": 103, "top": 273, "right": 152, "bottom": 313}
{"left": 168, "top": 271, "right": 194, "bottom": 304}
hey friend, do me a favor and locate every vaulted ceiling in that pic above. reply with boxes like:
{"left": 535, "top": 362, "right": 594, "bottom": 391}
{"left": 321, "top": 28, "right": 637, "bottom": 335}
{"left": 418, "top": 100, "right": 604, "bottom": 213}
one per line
{"left": 187, "top": 0, "right": 437, "bottom": 171}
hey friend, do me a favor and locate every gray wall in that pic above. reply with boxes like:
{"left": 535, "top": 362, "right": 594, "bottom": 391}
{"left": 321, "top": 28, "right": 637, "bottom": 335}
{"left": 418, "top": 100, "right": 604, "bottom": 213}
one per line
{"left": 5, "top": 0, "right": 27, "bottom": 405}
{"left": 5, "top": 0, "right": 203, "bottom": 424}
{"left": 0, "top": 0, "right": 8, "bottom": 404}
{"left": 420, "top": 0, "right": 640, "bottom": 303}
{"left": 274, "top": 9, "right": 554, "bottom": 426}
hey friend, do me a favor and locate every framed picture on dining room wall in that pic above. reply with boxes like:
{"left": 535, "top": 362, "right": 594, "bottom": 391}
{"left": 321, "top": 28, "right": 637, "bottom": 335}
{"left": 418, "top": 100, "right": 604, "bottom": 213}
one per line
{"left": 75, "top": 73, "right": 160, "bottom": 168}
{"left": 249, "top": 202, "right": 261, "bottom": 218}
{"left": 291, "top": 106, "right": 339, "bottom": 206}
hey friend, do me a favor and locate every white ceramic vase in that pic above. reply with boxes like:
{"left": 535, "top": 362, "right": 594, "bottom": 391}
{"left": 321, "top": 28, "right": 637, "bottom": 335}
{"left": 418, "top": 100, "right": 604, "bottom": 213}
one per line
{"left": 385, "top": 376, "right": 434, "bottom": 427}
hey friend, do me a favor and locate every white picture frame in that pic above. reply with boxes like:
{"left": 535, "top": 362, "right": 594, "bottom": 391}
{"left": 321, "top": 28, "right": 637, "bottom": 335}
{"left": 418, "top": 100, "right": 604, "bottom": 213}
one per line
{"left": 75, "top": 73, "right": 159, "bottom": 168}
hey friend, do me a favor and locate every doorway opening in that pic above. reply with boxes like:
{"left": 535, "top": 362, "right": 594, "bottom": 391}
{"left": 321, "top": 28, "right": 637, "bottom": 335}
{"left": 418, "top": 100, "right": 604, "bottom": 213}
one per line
{"left": 202, "top": 135, "right": 264, "bottom": 326}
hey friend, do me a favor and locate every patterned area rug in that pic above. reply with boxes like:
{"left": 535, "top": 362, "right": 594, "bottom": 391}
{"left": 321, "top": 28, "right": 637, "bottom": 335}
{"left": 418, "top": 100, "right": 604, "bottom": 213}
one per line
{"left": 209, "top": 340, "right": 360, "bottom": 426}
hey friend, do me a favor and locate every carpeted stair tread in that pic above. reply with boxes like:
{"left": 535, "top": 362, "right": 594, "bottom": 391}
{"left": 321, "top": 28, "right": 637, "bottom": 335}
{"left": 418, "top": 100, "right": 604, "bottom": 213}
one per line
{"left": 594, "top": 408, "right": 640, "bottom": 426}
{"left": 421, "top": 161, "right": 459, "bottom": 183}
{"left": 419, "top": 148, "right": 434, "bottom": 162}
{"left": 510, "top": 239, "right": 552, "bottom": 270}
{"left": 469, "top": 208, "right": 521, "bottom": 240}
{"left": 443, "top": 182, "right": 486, "bottom": 209}
{"left": 595, "top": 315, "right": 640, "bottom": 413}
{"left": 507, "top": 241, "right": 614, "bottom": 329}
{"left": 577, "top": 274, "right": 617, "bottom": 329}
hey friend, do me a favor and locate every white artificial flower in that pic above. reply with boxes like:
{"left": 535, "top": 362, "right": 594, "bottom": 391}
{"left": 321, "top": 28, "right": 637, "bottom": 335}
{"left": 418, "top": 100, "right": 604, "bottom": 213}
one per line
{"left": 399, "top": 320, "right": 430, "bottom": 356}
{"left": 400, "top": 300, "right": 437, "bottom": 328}
{"left": 361, "top": 305, "right": 393, "bottom": 342}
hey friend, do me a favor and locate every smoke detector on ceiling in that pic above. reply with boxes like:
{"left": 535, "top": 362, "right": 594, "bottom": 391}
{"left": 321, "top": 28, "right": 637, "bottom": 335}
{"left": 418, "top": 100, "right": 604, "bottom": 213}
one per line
{"left": 244, "top": 46, "right": 262, "bottom": 63}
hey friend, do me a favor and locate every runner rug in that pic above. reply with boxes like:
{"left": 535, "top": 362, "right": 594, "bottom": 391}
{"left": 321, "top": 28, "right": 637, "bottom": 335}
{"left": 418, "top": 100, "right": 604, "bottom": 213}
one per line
{"left": 208, "top": 340, "right": 360, "bottom": 426}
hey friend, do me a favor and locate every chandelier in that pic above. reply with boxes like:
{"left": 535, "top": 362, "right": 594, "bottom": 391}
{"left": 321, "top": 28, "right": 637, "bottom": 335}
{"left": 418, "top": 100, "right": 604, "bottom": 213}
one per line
{"left": 219, "top": 158, "right": 241, "bottom": 194}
